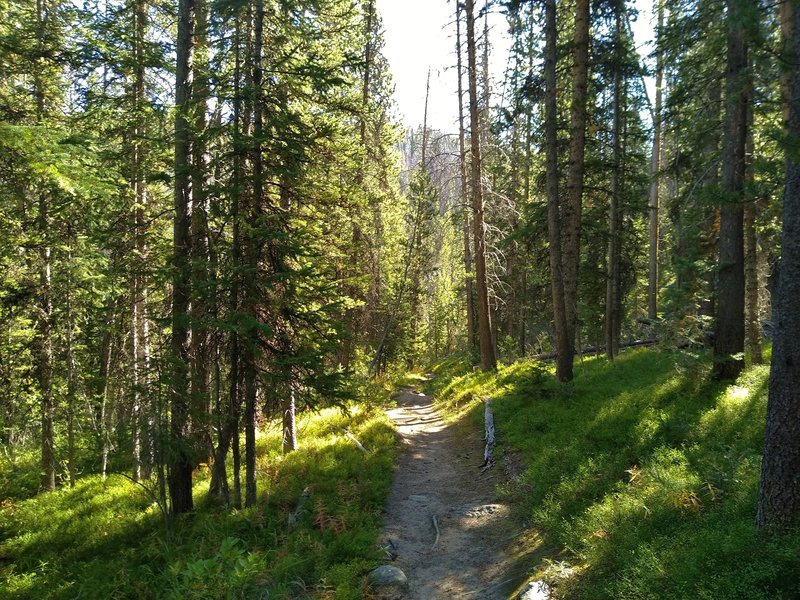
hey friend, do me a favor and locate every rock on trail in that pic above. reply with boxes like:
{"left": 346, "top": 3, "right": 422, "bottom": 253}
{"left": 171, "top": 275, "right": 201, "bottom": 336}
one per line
{"left": 374, "top": 388, "right": 526, "bottom": 599}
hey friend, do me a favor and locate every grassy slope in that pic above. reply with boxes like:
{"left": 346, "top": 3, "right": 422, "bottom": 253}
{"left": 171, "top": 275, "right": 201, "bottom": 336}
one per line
{"left": 0, "top": 401, "right": 396, "bottom": 599}
{"left": 429, "top": 348, "right": 800, "bottom": 599}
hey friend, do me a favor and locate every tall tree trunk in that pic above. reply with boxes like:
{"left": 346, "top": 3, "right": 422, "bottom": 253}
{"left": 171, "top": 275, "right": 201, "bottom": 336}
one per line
{"left": 131, "top": 0, "right": 150, "bottom": 483}
{"left": 360, "top": 0, "right": 374, "bottom": 150}
{"left": 648, "top": 1, "right": 664, "bottom": 320}
{"left": 456, "top": 1, "right": 476, "bottom": 352}
{"left": 756, "top": 3, "right": 800, "bottom": 530}
{"left": 563, "top": 0, "right": 590, "bottom": 367}
{"left": 465, "top": 0, "right": 496, "bottom": 371}
{"left": 422, "top": 68, "right": 430, "bottom": 170}
{"left": 98, "top": 301, "right": 116, "bottom": 480}
{"left": 699, "top": 78, "right": 723, "bottom": 322}
{"left": 480, "top": 2, "right": 491, "bottom": 157}
{"left": 605, "top": 3, "right": 624, "bottom": 360}
{"left": 35, "top": 0, "right": 55, "bottom": 493}
{"left": 713, "top": 0, "right": 749, "bottom": 380}
{"left": 744, "top": 87, "right": 762, "bottom": 365}
{"left": 191, "top": 0, "right": 213, "bottom": 465}
{"left": 169, "top": 0, "right": 196, "bottom": 515}
{"left": 210, "top": 10, "right": 244, "bottom": 505}
{"left": 278, "top": 62, "right": 298, "bottom": 455}
{"left": 520, "top": 5, "right": 534, "bottom": 357}
{"left": 243, "top": 0, "right": 265, "bottom": 508}
{"left": 37, "top": 197, "right": 55, "bottom": 492}
{"left": 780, "top": 0, "right": 795, "bottom": 128}
{"left": 544, "top": 0, "right": 571, "bottom": 382}
{"left": 65, "top": 231, "right": 77, "bottom": 488}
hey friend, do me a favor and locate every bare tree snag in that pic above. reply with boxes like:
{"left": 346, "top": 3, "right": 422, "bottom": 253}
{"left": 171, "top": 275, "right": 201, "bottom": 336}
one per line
{"left": 648, "top": 1, "right": 664, "bottom": 322}
{"left": 455, "top": 1, "right": 477, "bottom": 352}
{"left": 465, "top": 0, "right": 496, "bottom": 371}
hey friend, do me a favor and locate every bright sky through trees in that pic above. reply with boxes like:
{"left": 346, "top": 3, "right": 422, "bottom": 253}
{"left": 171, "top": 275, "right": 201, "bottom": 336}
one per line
{"left": 376, "top": 0, "right": 656, "bottom": 132}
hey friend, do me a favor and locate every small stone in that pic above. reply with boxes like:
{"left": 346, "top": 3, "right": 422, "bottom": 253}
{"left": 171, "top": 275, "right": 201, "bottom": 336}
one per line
{"left": 368, "top": 565, "right": 409, "bottom": 590}
{"left": 518, "top": 580, "right": 552, "bottom": 600}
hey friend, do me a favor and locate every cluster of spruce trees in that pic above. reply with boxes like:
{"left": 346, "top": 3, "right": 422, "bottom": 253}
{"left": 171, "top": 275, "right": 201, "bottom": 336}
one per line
{"left": 471, "top": 0, "right": 785, "bottom": 383}
{"left": 0, "top": 0, "right": 431, "bottom": 515}
{"left": 467, "top": 0, "right": 798, "bottom": 529}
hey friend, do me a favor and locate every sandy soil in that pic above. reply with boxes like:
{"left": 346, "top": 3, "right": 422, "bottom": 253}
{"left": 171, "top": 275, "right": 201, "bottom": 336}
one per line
{"left": 376, "top": 388, "right": 529, "bottom": 600}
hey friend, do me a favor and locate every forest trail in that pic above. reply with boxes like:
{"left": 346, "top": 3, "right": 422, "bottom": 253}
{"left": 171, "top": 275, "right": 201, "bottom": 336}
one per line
{"left": 377, "top": 387, "right": 527, "bottom": 599}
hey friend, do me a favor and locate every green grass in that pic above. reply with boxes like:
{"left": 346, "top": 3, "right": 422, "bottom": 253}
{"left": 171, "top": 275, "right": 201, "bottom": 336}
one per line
{"left": 0, "top": 401, "right": 396, "bottom": 599}
{"left": 429, "top": 348, "right": 800, "bottom": 599}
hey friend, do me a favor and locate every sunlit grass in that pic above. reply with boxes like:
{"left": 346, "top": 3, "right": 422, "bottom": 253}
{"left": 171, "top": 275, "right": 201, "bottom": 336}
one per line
{"left": 0, "top": 399, "right": 397, "bottom": 599}
{"left": 430, "top": 347, "right": 800, "bottom": 599}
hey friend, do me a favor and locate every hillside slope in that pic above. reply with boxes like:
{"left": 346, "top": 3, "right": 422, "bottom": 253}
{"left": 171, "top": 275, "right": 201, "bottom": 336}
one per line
{"left": 429, "top": 348, "right": 800, "bottom": 599}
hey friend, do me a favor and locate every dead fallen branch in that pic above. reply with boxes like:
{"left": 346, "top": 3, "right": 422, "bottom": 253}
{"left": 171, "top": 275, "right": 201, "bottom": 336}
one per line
{"left": 288, "top": 486, "right": 312, "bottom": 528}
{"left": 431, "top": 515, "right": 440, "bottom": 548}
{"left": 343, "top": 429, "right": 368, "bottom": 454}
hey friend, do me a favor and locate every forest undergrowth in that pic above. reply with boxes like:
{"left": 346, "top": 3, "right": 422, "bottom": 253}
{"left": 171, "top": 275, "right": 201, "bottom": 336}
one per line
{"left": 4, "top": 349, "right": 800, "bottom": 599}
{"left": 428, "top": 347, "right": 800, "bottom": 599}
{"left": 0, "top": 389, "right": 396, "bottom": 600}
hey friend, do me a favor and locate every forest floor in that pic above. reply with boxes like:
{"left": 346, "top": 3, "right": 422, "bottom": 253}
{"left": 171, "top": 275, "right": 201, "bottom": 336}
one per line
{"left": 376, "top": 386, "right": 536, "bottom": 599}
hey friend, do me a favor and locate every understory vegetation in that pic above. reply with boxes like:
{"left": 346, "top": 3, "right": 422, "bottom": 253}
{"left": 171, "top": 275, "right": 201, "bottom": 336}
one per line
{"left": 430, "top": 348, "right": 800, "bottom": 600}
{"left": 0, "top": 396, "right": 396, "bottom": 600}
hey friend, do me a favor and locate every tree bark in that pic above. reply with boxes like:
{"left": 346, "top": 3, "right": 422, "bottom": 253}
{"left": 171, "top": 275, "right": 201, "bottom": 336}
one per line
{"left": 209, "top": 5, "right": 245, "bottom": 507}
{"left": 38, "top": 198, "right": 55, "bottom": 492}
{"left": 34, "top": 0, "right": 55, "bottom": 494}
{"left": 282, "top": 388, "right": 297, "bottom": 454}
{"left": 605, "top": 3, "right": 624, "bottom": 360}
{"left": 563, "top": 0, "right": 590, "bottom": 366}
{"left": 131, "top": 0, "right": 150, "bottom": 482}
{"left": 465, "top": 0, "right": 496, "bottom": 371}
{"left": 544, "top": 0, "right": 571, "bottom": 382}
{"left": 360, "top": 0, "right": 374, "bottom": 150}
{"left": 648, "top": 1, "right": 664, "bottom": 320}
{"left": 243, "top": 0, "right": 265, "bottom": 508}
{"left": 191, "top": 0, "right": 214, "bottom": 465}
{"left": 744, "top": 89, "right": 762, "bottom": 365}
{"left": 756, "top": 3, "right": 800, "bottom": 530}
{"left": 98, "top": 301, "right": 116, "bottom": 480}
{"left": 456, "top": 1, "right": 476, "bottom": 353}
{"left": 278, "top": 77, "right": 297, "bottom": 455}
{"left": 169, "top": 0, "right": 196, "bottom": 515}
{"left": 780, "top": 0, "right": 795, "bottom": 128}
{"left": 712, "top": 0, "right": 749, "bottom": 380}
{"left": 65, "top": 233, "right": 77, "bottom": 488}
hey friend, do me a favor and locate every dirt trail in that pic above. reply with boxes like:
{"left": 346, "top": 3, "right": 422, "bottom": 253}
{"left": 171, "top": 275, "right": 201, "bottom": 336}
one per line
{"left": 377, "top": 388, "right": 527, "bottom": 599}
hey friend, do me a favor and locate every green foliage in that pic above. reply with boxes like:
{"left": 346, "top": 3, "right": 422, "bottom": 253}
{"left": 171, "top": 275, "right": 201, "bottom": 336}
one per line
{"left": 430, "top": 347, "right": 800, "bottom": 599}
{"left": 0, "top": 400, "right": 396, "bottom": 599}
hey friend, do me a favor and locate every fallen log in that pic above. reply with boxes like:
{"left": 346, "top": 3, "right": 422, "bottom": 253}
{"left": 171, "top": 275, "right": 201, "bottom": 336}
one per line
{"left": 343, "top": 429, "right": 369, "bottom": 454}
{"left": 481, "top": 398, "right": 495, "bottom": 471}
{"left": 532, "top": 338, "right": 657, "bottom": 362}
